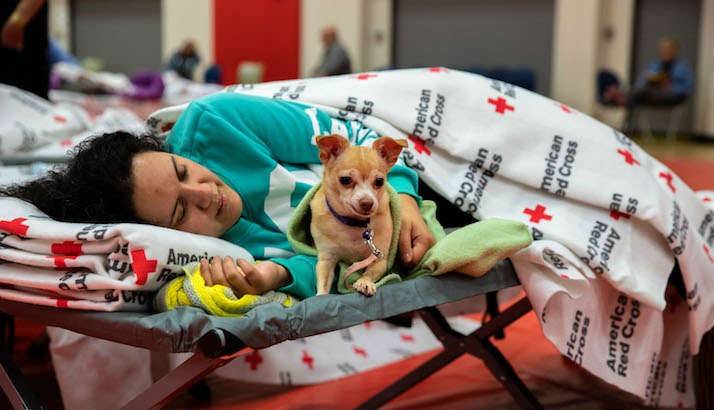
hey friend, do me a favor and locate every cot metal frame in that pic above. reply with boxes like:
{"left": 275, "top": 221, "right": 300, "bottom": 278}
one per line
{"left": 0, "top": 296, "right": 540, "bottom": 410}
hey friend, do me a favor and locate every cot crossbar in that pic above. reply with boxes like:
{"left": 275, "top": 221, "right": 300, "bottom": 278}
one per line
{"left": 356, "top": 297, "right": 542, "bottom": 410}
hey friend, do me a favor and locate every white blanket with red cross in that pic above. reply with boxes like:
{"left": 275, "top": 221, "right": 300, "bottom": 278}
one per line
{"left": 0, "top": 197, "right": 253, "bottom": 311}
{"left": 147, "top": 68, "right": 714, "bottom": 407}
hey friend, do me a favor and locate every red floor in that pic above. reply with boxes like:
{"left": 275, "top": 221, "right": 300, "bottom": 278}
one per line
{"left": 169, "top": 309, "right": 652, "bottom": 410}
{"left": 658, "top": 157, "right": 714, "bottom": 191}
{"left": 3, "top": 155, "right": 713, "bottom": 410}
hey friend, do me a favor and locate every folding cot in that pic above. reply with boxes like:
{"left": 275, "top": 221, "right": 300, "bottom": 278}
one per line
{"left": 0, "top": 260, "right": 542, "bottom": 409}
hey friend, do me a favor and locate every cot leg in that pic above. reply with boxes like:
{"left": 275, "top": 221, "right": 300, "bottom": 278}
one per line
{"left": 468, "top": 329, "right": 541, "bottom": 410}
{"left": 120, "top": 348, "right": 248, "bottom": 410}
{"left": 0, "top": 350, "right": 46, "bottom": 410}
{"left": 355, "top": 343, "right": 465, "bottom": 410}
{"left": 356, "top": 297, "right": 541, "bottom": 410}
{"left": 485, "top": 291, "right": 505, "bottom": 339}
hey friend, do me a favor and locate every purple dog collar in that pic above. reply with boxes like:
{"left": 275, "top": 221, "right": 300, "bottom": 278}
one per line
{"left": 325, "top": 199, "right": 370, "bottom": 228}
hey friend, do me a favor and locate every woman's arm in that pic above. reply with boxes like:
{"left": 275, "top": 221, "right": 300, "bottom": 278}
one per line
{"left": 1, "top": 0, "right": 45, "bottom": 50}
{"left": 170, "top": 92, "right": 421, "bottom": 198}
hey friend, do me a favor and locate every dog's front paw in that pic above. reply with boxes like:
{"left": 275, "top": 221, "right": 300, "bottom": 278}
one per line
{"left": 353, "top": 277, "right": 377, "bottom": 297}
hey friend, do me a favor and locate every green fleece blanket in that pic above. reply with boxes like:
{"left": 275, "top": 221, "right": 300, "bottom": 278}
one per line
{"left": 287, "top": 184, "right": 533, "bottom": 293}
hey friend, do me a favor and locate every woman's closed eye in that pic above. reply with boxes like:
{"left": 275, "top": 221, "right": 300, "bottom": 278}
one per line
{"left": 170, "top": 156, "right": 188, "bottom": 226}
{"left": 175, "top": 198, "right": 187, "bottom": 226}
{"left": 171, "top": 156, "right": 188, "bottom": 182}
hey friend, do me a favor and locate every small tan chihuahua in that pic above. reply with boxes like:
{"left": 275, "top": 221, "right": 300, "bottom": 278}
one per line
{"left": 311, "top": 134, "right": 408, "bottom": 296}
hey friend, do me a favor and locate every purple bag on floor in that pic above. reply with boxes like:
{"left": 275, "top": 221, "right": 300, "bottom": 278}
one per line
{"left": 127, "top": 70, "right": 165, "bottom": 100}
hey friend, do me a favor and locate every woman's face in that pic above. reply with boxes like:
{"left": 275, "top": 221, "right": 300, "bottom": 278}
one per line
{"left": 131, "top": 152, "right": 242, "bottom": 237}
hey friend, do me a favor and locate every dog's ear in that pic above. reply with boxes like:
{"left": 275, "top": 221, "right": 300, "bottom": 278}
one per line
{"left": 316, "top": 134, "right": 350, "bottom": 164}
{"left": 372, "top": 137, "right": 408, "bottom": 167}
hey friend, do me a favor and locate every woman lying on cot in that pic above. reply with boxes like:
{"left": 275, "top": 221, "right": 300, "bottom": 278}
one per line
{"left": 0, "top": 92, "right": 436, "bottom": 299}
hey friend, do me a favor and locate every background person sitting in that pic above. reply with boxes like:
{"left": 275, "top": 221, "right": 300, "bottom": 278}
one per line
{"left": 311, "top": 26, "right": 352, "bottom": 77}
{"left": 602, "top": 37, "right": 694, "bottom": 107}
{"left": 166, "top": 39, "right": 200, "bottom": 80}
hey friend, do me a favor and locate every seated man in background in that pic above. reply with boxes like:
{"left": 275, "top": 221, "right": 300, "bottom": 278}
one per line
{"left": 603, "top": 37, "right": 693, "bottom": 107}
{"left": 166, "top": 39, "right": 200, "bottom": 80}
{"left": 311, "top": 26, "right": 352, "bottom": 77}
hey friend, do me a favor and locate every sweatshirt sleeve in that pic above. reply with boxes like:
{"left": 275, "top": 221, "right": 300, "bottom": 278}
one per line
{"left": 271, "top": 254, "right": 318, "bottom": 299}
{"left": 173, "top": 92, "right": 419, "bottom": 198}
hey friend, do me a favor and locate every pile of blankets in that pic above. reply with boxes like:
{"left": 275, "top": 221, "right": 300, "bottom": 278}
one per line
{"left": 0, "top": 197, "right": 253, "bottom": 311}
{"left": 1, "top": 68, "right": 713, "bottom": 406}
{"left": 147, "top": 68, "right": 714, "bottom": 407}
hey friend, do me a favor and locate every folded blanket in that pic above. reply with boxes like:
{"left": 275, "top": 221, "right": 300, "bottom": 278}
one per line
{"left": 286, "top": 183, "right": 532, "bottom": 293}
{"left": 0, "top": 197, "right": 254, "bottom": 311}
{"left": 148, "top": 68, "right": 714, "bottom": 407}
{"left": 0, "top": 84, "right": 89, "bottom": 156}
{"left": 154, "top": 263, "right": 295, "bottom": 316}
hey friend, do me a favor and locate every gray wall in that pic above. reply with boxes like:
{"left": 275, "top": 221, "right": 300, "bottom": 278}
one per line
{"left": 71, "top": 0, "right": 162, "bottom": 75}
{"left": 394, "top": 0, "right": 555, "bottom": 95}
{"left": 632, "top": 0, "right": 701, "bottom": 130}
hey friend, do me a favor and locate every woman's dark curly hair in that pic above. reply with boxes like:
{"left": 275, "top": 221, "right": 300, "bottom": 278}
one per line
{"left": 0, "top": 131, "right": 165, "bottom": 224}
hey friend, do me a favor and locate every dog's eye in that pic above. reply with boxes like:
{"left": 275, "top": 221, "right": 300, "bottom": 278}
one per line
{"left": 339, "top": 176, "right": 352, "bottom": 186}
{"left": 374, "top": 177, "right": 385, "bottom": 187}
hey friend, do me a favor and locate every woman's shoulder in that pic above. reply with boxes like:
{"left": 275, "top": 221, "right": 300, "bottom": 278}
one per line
{"left": 194, "top": 91, "right": 273, "bottom": 107}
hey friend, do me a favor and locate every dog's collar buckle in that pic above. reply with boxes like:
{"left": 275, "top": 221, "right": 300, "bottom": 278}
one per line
{"left": 362, "top": 228, "right": 385, "bottom": 259}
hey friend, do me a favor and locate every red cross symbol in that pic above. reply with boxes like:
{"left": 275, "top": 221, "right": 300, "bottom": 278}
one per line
{"left": 353, "top": 346, "right": 368, "bottom": 357}
{"left": 523, "top": 204, "right": 553, "bottom": 223}
{"left": 49, "top": 255, "right": 77, "bottom": 269}
{"left": 160, "top": 122, "right": 175, "bottom": 133}
{"left": 704, "top": 244, "right": 714, "bottom": 264}
{"left": 53, "top": 115, "right": 67, "bottom": 123}
{"left": 408, "top": 134, "right": 431, "bottom": 156}
{"left": 56, "top": 299, "right": 69, "bottom": 308}
{"left": 556, "top": 103, "right": 573, "bottom": 113}
{"left": 487, "top": 97, "right": 515, "bottom": 114}
{"left": 617, "top": 149, "right": 640, "bottom": 166}
{"left": 302, "top": 350, "right": 315, "bottom": 369}
{"left": 659, "top": 171, "right": 676, "bottom": 193}
{"left": 0, "top": 218, "right": 30, "bottom": 236}
{"left": 702, "top": 196, "right": 711, "bottom": 203}
{"left": 400, "top": 334, "right": 415, "bottom": 343}
{"left": 130, "top": 249, "right": 157, "bottom": 286}
{"left": 245, "top": 349, "right": 263, "bottom": 370}
{"left": 51, "top": 241, "right": 83, "bottom": 255}
{"left": 60, "top": 139, "right": 74, "bottom": 147}
{"left": 353, "top": 73, "right": 378, "bottom": 80}
{"left": 428, "top": 67, "right": 448, "bottom": 73}
{"left": 609, "top": 210, "right": 631, "bottom": 220}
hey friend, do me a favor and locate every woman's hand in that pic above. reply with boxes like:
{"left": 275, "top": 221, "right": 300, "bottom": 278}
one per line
{"left": 1, "top": 14, "right": 26, "bottom": 50}
{"left": 398, "top": 194, "right": 436, "bottom": 267}
{"left": 199, "top": 257, "right": 289, "bottom": 297}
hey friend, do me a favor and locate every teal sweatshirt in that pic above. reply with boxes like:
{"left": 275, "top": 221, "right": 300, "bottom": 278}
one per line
{"left": 165, "top": 92, "right": 419, "bottom": 299}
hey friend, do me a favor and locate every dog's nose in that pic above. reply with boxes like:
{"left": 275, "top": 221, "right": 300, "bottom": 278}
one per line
{"left": 359, "top": 199, "right": 374, "bottom": 213}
